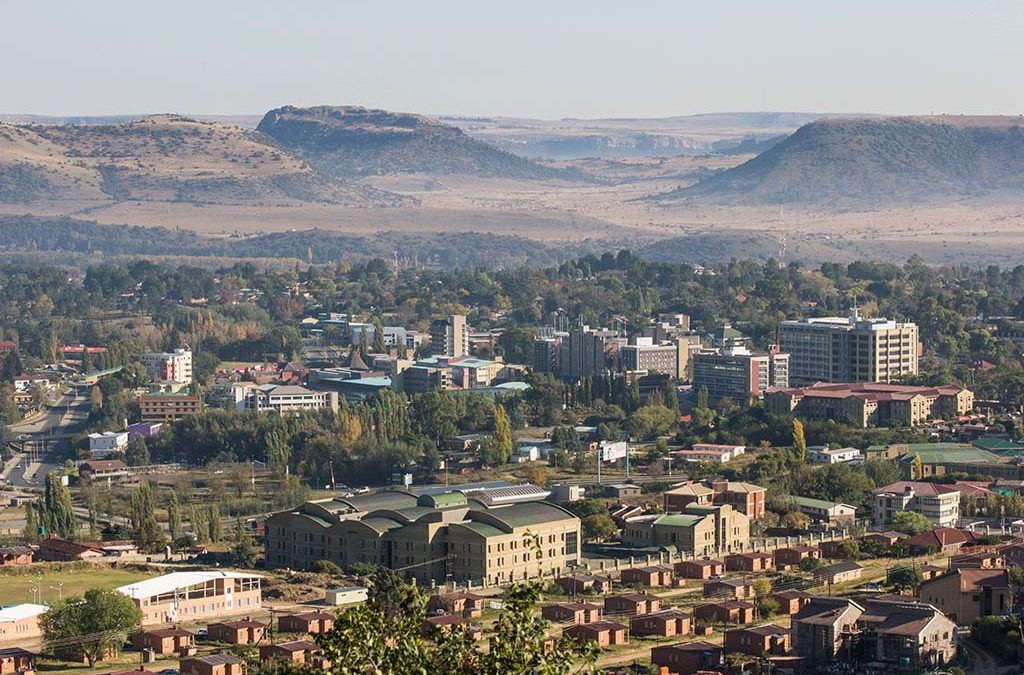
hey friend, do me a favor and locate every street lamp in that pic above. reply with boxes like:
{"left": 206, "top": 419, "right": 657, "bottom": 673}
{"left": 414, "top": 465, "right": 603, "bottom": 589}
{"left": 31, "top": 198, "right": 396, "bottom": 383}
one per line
{"left": 50, "top": 583, "right": 64, "bottom": 603}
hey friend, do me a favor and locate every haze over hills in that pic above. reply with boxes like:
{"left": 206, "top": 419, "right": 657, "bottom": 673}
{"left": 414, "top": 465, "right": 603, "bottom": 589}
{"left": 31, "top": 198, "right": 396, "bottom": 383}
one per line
{"left": 0, "top": 114, "right": 405, "bottom": 207}
{"left": 443, "top": 111, "right": 832, "bottom": 159}
{"left": 660, "top": 115, "right": 1024, "bottom": 206}
{"left": 256, "top": 106, "right": 583, "bottom": 181}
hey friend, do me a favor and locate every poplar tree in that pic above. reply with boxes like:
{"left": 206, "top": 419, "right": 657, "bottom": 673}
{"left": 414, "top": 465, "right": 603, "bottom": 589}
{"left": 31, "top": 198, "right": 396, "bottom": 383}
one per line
{"left": 167, "top": 493, "right": 181, "bottom": 541}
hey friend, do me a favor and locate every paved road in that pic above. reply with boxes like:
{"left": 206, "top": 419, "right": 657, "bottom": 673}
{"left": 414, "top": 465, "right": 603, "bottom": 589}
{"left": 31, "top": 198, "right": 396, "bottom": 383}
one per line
{"left": 3, "top": 391, "right": 90, "bottom": 488}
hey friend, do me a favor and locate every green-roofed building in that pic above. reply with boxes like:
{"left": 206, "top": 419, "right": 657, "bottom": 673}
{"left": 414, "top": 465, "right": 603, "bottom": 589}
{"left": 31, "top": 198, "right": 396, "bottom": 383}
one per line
{"left": 883, "top": 443, "right": 1014, "bottom": 480}
{"left": 971, "top": 437, "right": 1024, "bottom": 456}
{"left": 620, "top": 503, "right": 749, "bottom": 556}
{"left": 265, "top": 487, "right": 581, "bottom": 587}
{"left": 787, "top": 496, "right": 857, "bottom": 526}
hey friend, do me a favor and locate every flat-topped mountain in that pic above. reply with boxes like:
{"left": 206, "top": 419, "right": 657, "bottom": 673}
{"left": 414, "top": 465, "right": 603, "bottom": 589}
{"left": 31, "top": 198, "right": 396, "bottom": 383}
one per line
{"left": 0, "top": 114, "right": 404, "bottom": 206}
{"left": 657, "top": 116, "right": 1024, "bottom": 206}
{"left": 256, "top": 105, "right": 584, "bottom": 180}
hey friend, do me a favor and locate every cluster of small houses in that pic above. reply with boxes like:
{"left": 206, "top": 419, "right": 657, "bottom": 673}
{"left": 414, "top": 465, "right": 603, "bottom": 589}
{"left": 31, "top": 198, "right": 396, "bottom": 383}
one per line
{"left": 520, "top": 525, "right": 1020, "bottom": 674}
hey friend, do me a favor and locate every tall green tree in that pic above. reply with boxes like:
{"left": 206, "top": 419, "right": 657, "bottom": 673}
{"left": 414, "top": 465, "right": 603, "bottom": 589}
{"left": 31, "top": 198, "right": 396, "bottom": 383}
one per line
{"left": 207, "top": 504, "right": 222, "bottom": 543}
{"left": 231, "top": 519, "right": 256, "bottom": 568}
{"left": 167, "top": 492, "right": 181, "bottom": 541}
{"left": 41, "top": 589, "right": 143, "bottom": 667}
{"left": 792, "top": 419, "right": 807, "bottom": 463}
{"left": 491, "top": 404, "right": 514, "bottom": 465}
{"left": 42, "top": 472, "right": 76, "bottom": 540}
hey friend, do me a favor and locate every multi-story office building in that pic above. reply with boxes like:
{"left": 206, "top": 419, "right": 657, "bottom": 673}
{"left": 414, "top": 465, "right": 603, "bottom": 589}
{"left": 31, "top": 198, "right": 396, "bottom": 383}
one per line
{"left": 140, "top": 349, "right": 193, "bottom": 385}
{"left": 778, "top": 308, "right": 918, "bottom": 386}
{"left": 533, "top": 337, "right": 562, "bottom": 374}
{"left": 692, "top": 346, "right": 789, "bottom": 403}
{"left": 234, "top": 384, "right": 339, "bottom": 414}
{"left": 140, "top": 392, "right": 203, "bottom": 422}
{"left": 619, "top": 337, "right": 688, "bottom": 380}
{"left": 430, "top": 315, "right": 469, "bottom": 358}
{"left": 264, "top": 489, "right": 581, "bottom": 587}
{"left": 398, "top": 364, "right": 453, "bottom": 394}
{"left": 764, "top": 382, "right": 973, "bottom": 428}
{"left": 559, "top": 325, "right": 612, "bottom": 381}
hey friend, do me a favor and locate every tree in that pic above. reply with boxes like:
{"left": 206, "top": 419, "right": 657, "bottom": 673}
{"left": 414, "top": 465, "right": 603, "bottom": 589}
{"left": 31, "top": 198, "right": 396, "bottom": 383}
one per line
{"left": 581, "top": 514, "right": 618, "bottom": 541}
{"left": 799, "top": 556, "right": 820, "bottom": 572}
{"left": 888, "top": 511, "right": 932, "bottom": 536}
{"left": 371, "top": 316, "right": 386, "bottom": 354}
{"left": 41, "top": 589, "right": 143, "bottom": 666}
{"left": 207, "top": 504, "right": 222, "bottom": 543}
{"left": 490, "top": 404, "right": 514, "bottom": 465}
{"left": 911, "top": 453, "right": 924, "bottom": 480}
{"left": 41, "top": 472, "right": 76, "bottom": 540}
{"left": 792, "top": 419, "right": 806, "bottom": 463}
{"left": 231, "top": 519, "right": 257, "bottom": 568}
{"left": 131, "top": 482, "right": 167, "bottom": 553}
{"left": 22, "top": 503, "right": 38, "bottom": 543}
{"left": 627, "top": 405, "right": 676, "bottom": 440}
{"left": 167, "top": 492, "right": 181, "bottom": 541}
{"left": 758, "top": 596, "right": 780, "bottom": 618}
{"left": 889, "top": 566, "right": 924, "bottom": 592}
{"left": 314, "top": 576, "right": 594, "bottom": 674}
{"left": 837, "top": 540, "right": 861, "bottom": 561}
{"left": 518, "top": 464, "right": 549, "bottom": 487}
{"left": 781, "top": 511, "right": 810, "bottom": 530}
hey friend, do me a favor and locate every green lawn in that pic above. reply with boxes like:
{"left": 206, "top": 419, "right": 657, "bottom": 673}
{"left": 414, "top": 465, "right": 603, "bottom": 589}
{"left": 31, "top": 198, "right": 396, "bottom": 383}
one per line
{"left": 0, "top": 567, "right": 152, "bottom": 607}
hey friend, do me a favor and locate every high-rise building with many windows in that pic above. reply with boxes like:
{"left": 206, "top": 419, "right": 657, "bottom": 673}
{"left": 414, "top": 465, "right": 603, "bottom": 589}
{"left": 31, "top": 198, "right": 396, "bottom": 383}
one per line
{"left": 778, "top": 308, "right": 918, "bottom": 386}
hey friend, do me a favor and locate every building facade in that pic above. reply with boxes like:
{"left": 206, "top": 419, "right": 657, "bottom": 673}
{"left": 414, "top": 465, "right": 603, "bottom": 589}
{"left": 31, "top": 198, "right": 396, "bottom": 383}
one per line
{"left": 234, "top": 384, "right": 339, "bottom": 414}
{"left": 692, "top": 346, "right": 789, "bottom": 404}
{"left": 140, "top": 349, "right": 193, "bottom": 385}
{"left": 117, "top": 571, "right": 263, "bottom": 626}
{"left": 264, "top": 490, "right": 581, "bottom": 587}
{"left": 430, "top": 315, "right": 469, "bottom": 358}
{"left": 765, "top": 382, "right": 973, "bottom": 427}
{"left": 140, "top": 393, "right": 202, "bottom": 422}
{"left": 778, "top": 309, "right": 918, "bottom": 386}
{"left": 872, "top": 482, "right": 961, "bottom": 528}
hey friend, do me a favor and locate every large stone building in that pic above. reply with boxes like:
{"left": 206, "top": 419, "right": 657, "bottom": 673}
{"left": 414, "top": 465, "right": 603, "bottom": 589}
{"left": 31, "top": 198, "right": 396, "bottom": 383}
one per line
{"left": 691, "top": 346, "right": 789, "bottom": 404}
{"left": 264, "top": 489, "right": 580, "bottom": 587}
{"left": 778, "top": 308, "right": 918, "bottom": 386}
{"left": 430, "top": 315, "right": 469, "bottom": 358}
{"left": 764, "top": 382, "right": 973, "bottom": 428}
{"left": 620, "top": 503, "right": 749, "bottom": 556}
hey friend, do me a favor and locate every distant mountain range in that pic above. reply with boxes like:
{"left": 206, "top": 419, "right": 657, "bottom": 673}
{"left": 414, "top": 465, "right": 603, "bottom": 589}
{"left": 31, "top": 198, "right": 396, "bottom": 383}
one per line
{"left": 659, "top": 116, "right": 1024, "bottom": 206}
{"left": 256, "top": 106, "right": 584, "bottom": 181}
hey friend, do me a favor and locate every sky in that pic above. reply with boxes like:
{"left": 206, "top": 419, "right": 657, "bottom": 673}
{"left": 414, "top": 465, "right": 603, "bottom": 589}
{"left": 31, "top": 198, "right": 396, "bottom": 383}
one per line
{"left": 3, "top": 0, "right": 1024, "bottom": 119}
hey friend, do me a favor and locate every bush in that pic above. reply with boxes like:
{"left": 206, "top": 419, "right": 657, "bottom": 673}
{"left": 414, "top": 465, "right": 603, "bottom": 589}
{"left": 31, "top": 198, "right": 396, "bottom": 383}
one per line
{"left": 312, "top": 560, "right": 343, "bottom": 576}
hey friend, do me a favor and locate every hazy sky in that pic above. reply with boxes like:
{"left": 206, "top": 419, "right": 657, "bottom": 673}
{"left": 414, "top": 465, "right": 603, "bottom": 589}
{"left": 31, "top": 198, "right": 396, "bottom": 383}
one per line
{"left": 4, "top": 0, "right": 1023, "bottom": 119}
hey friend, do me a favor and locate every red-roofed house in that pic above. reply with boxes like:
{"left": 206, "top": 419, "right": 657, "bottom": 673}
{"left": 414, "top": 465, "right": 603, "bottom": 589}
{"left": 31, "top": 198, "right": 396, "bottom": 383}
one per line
{"left": 904, "top": 528, "right": 975, "bottom": 555}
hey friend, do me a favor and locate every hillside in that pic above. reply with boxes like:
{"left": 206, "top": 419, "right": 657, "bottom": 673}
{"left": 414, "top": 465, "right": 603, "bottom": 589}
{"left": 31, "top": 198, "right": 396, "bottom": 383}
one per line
{"left": 0, "top": 115, "right": 405, "bottom": 206}
{"left": 257, "top": 105, "right": 584, "bottom": 181}
{"left": 657, "top": 116, "right": 1024, "bottom": 206}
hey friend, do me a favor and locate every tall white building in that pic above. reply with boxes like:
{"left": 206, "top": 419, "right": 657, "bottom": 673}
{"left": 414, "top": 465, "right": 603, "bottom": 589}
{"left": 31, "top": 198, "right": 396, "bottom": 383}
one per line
{"left": 778, "top": 308, "right": 918, "bottom": 386}
{"left": 140, "top": 348, "right": 193, "bottom": 385}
